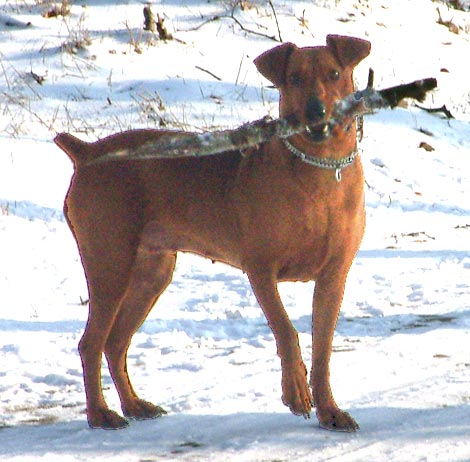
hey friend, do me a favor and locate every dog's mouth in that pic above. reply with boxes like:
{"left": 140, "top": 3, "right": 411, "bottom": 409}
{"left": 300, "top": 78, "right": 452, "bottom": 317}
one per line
{"left": 305, "top": 123, "right": 331, "bottom": 142}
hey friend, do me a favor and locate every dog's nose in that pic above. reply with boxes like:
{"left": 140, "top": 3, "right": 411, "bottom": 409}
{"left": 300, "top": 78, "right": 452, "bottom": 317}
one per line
{"left": 305, "top": 96, "right": 326, "bottom": 123}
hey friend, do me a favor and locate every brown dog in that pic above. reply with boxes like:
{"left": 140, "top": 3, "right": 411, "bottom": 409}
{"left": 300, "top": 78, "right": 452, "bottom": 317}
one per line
{"left": 55, "top": 35, "right": 371, "bottom": 432}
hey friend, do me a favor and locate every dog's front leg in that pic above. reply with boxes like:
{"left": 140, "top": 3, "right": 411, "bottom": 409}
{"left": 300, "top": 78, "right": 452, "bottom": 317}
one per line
{"left": 311, "top": 270, "right": 359, "bottom": 432}
{"left": 248, "top": 271, "right": 313, "bottom": 418}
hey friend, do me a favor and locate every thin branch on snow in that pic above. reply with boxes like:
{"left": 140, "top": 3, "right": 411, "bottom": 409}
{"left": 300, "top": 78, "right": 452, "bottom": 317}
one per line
{"left": 195, "top": 65, "right": 222, "bottom": 81}
{"left": 268, "top": 0, "right": 283, "bottom": 42}
{"left": 178, "top": 3, "right": 280, "bottom": 42}
{"left": 415, "top": 103, "right": 455, "bottom": 119}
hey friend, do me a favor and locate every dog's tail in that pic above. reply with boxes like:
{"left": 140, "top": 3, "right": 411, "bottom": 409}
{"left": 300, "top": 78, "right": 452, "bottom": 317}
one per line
{"left": 54, "top": 133, "right": 92, "bottom": 166}
{"left": 54, "top": 129, "right": 167, "bottom": 167}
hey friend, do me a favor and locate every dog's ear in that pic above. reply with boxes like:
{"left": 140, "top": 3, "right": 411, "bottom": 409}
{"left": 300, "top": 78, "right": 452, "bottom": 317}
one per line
{"left": 326, "top": 35, "right": 371, "bottom": 68}
{"left": 254, "top": 42, "right": 298, "bottom": 87}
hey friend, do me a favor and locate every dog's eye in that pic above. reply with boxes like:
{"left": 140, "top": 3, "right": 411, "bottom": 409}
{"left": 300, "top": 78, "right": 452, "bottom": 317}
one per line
{"left": 288, "top": 73, "right": 302, "bottom": 87}
{"left": 328, "top": 70, "right": 340, "bottom": 81}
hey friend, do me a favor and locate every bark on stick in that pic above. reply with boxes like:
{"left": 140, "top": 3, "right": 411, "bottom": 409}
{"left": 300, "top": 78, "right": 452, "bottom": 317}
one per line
{"left": 83, "top": 76, "right": 437, "bottom": 166}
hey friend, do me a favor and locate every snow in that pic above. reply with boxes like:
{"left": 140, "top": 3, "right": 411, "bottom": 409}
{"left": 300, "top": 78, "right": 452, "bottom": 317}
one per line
{"left": 0, "top": 0, "right": 469, "bottom": 460}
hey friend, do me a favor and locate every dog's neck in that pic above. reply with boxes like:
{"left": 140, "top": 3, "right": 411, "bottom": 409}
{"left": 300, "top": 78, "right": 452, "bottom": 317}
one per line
{"left": 282, "top": 138, "right": 358, "bottom": 182}
{"left": 281, "top": 116, "right": 360, "bottom": 182}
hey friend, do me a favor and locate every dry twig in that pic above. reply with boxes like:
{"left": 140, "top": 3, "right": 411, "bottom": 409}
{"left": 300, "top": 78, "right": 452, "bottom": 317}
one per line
{"left": 436, "top": 7, "right": 461, "bottom": 33}
{"left": 415, "top": 103, "right": 455, "bottom": 119}
{"left": 195, "top": 66, "right": 222, "bottom": 81}
{"left": 179, "top": 2, "right": 280, "bottom": 42}
{"left": 43, "top": 0, "right": 70, "bottom": 18}
{"left": 268, "top": 0, "right": 282, "bottom": 42}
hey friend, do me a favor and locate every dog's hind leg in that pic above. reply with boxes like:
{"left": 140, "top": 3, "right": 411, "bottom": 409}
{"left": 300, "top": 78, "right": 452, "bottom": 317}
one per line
{"left": 77, "top": 235, "right": 146, "bottom": 429}
{"left": 79, "top": 299, "right": 128, "bottom": 429}
{"left": 66, "top": 169, "right": 148, "bottom": 429}
{"left": 78, "top": 258, "right": 135, "bottom": 430}
{"left": 104, "top": 249, "right": 176, "bottom": 421}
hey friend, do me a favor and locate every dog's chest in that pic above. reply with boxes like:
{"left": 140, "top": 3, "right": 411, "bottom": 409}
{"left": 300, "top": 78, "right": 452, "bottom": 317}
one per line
{"left": 265, "top": 180, "right": 365, "bottom": 281}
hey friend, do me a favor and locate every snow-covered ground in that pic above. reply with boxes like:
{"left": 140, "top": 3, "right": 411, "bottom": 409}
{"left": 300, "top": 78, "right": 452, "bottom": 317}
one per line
{"left": 0, "top": 0, "right": 469, "bottom": 460}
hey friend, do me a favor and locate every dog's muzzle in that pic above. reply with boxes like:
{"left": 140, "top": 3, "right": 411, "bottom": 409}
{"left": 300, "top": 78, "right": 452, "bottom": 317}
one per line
{"left": 305, "top": 95, "right": 331, "bottom": 142}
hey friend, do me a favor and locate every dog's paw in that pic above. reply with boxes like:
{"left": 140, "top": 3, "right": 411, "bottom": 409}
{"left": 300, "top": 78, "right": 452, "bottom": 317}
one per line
{"left": 281, "top": 367, "right": 314, "bottom": 418}
{"left": 316, "top": 407, "right": 359, "bottom": 432}
{"left": 88, "top": 408, "right": 130, "bottom": 430}
{"left": 123, "top": 398, "right": 167, "bottom": 420}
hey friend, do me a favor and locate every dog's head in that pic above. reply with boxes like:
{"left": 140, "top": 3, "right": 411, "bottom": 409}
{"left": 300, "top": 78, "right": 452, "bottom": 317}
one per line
{"left": 254, "top": 35, "right": 370, "bottom": 143}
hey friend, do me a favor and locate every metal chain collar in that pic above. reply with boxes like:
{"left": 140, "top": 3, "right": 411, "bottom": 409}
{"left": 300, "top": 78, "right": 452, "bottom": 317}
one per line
{"left": 282, "top": 138, "right": 358, "bottom": 182}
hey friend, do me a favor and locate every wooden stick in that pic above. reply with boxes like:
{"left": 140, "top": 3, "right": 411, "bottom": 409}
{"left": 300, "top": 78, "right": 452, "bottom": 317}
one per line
{"left": 143, "top": 5, "right": 156, "bottom": 32}
{"left": 86, "top": 115, "right": 304, "bottom": 165}
{"left": 84, "top": 75, "right": 437, "bottom": 166}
